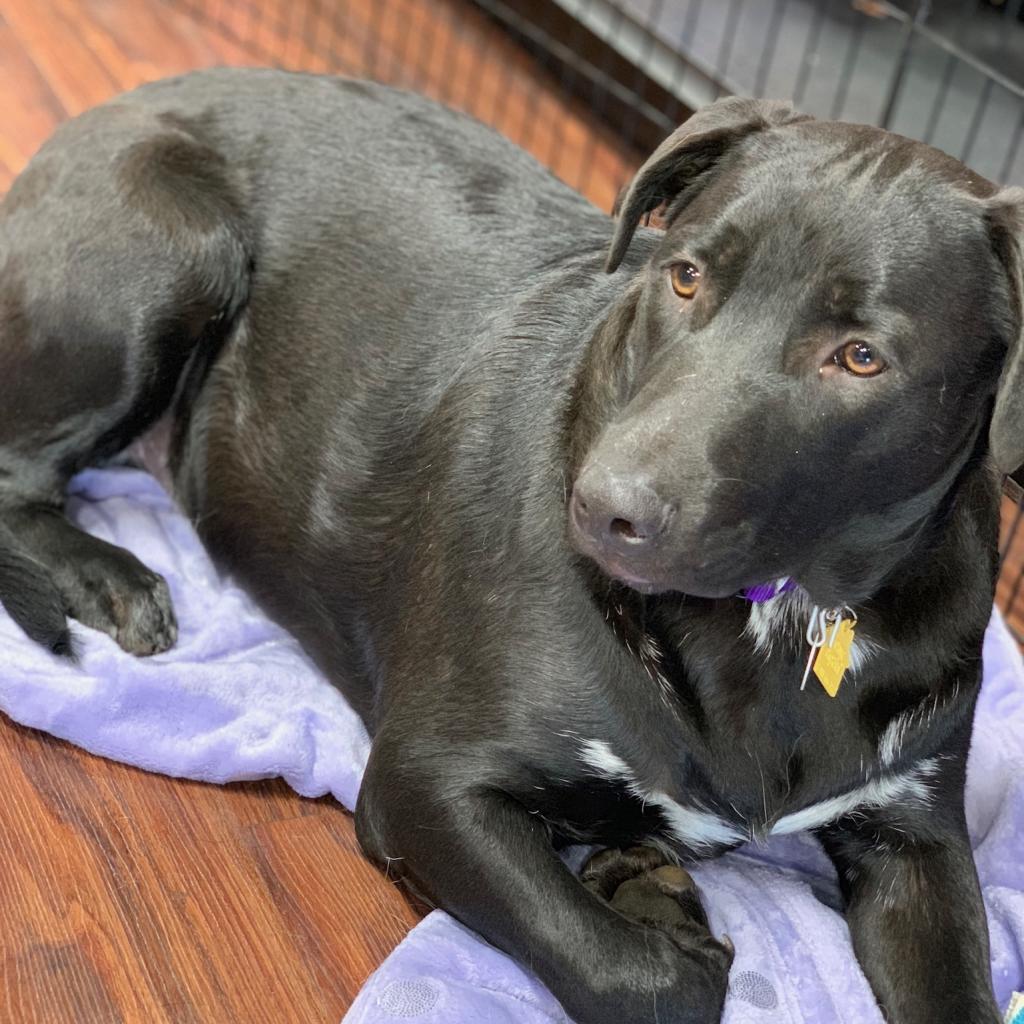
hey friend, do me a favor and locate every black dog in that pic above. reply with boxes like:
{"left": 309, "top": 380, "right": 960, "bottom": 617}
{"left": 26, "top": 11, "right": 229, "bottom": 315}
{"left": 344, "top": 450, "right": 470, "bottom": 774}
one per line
{"left": 0, "top": 69, "right": 1018, "bottom": 1024}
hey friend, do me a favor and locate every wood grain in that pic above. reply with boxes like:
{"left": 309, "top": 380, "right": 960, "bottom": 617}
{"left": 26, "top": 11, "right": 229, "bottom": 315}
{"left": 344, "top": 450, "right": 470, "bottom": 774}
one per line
{"left": 0, "top": 717, "right": 421, "bottom": 1024}
{"left": 0, "top": 0, "right": 641, "bottom": 208}
{"left": 0, "top": 5, "right": 573, "bottom": 1019}
{"left": 1, "top": 3, "right": 1023, "bottom": 1022}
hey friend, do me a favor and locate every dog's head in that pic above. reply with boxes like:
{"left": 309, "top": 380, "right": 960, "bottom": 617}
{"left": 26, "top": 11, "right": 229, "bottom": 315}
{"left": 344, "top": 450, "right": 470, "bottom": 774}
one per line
{"left": 570, "top": 98, "right": 1024, "bottom": 605}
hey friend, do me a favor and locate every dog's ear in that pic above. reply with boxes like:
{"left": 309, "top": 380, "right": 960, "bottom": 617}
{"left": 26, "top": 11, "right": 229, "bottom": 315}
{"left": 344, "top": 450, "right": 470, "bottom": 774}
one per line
{"left": 988, "top": 187, "right": 1024, "bottom": 476}
{"left": 605, "top": 97, "right": 811, "bottom": 274}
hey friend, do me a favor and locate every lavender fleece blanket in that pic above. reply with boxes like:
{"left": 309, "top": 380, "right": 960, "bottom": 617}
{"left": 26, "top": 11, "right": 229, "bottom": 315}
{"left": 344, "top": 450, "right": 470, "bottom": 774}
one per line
{"left": 1, "top": 466, "right": 1022, "bottom": 1023}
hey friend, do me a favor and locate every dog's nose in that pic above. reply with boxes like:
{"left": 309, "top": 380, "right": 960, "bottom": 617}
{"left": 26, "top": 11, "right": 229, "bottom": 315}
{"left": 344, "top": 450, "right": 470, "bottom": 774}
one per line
{"left": 571, "top": 471, "right": 675, "bottom": 552}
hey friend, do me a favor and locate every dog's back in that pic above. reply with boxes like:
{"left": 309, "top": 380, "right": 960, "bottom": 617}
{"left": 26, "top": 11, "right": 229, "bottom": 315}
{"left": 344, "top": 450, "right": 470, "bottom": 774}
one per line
{"left": 0, "top": 68, "right": 620, "bottom": 712}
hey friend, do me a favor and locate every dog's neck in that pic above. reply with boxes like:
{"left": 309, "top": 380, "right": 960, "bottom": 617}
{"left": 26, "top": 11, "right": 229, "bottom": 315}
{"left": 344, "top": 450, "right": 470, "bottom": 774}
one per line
{"left": 590, "top": 453, "right": 999, "bottom": 698}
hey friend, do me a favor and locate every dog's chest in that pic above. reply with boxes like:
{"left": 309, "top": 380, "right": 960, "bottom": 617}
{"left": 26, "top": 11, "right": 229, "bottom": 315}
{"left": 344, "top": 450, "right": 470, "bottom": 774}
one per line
{"left": 551, "top": 596, "right": 937, "bottom": 855}
{"left": 572, "top": 733, "right": 938, "bottom": 856}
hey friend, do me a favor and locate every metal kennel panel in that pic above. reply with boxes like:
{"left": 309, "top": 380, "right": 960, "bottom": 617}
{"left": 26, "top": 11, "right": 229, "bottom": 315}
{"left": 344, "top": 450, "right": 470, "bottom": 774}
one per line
{"left": 166, "top": 1, "right": 1024, "bottom": 194}
{"left": 533, "top": 0, "right": 1024, "bottom": 187}
{"left": 159, "top": 0, "right": 1024, "bottom": 640}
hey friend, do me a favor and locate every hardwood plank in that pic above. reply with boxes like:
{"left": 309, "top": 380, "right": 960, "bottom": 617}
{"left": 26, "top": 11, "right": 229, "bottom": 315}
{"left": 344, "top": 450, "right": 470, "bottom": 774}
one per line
{"left": 88, "top": 0, "right": 260, "bottom": 72}
{"left": 0, "top": 716, "right": 419, "bottom": 1024}
{"left": 1, "top": 0, "right": 122, "bottom": 118}
{"left": 0, "top": 14, "right": 66, "bottom": 188}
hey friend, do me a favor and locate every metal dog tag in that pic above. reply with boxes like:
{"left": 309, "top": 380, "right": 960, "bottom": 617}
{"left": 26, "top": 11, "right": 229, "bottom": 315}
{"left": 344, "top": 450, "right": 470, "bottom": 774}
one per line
{"left": 801, "top": 607, "right": 856, "bottom": 696}
{"left": 813, "top": 618, "right": 855, "bottom": 697}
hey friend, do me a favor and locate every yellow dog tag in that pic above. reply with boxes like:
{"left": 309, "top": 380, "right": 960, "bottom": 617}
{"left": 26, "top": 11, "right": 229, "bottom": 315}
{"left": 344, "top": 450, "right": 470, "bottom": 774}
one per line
{"left": 812, "top": 618, "right": 855, "bottom": 697}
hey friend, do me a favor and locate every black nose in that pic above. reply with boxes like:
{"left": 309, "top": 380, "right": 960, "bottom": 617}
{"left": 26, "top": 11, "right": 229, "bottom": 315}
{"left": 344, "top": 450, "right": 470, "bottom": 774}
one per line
{"left": 571, "top": 470, "right": 675, "bottom": 553}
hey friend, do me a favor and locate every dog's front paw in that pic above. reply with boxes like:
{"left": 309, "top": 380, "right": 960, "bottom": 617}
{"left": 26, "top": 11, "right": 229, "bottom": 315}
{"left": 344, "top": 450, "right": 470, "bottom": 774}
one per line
{"left": 582, "top": 846, "right": 734, "bottom": 967}
{"left": 61, "top": 551, "right": 177, "bottom": 656}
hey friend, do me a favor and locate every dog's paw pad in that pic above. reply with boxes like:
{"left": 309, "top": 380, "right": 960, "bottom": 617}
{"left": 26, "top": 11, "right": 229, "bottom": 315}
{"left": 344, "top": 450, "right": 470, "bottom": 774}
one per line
{"left": 581, "top": 844, "right": 670, "bottom": 899}
{"left": 582, "top": 846, "right": 733, "bottom": 965}
{"left": 649, "top": 863, "right": 698, "bottom": 895}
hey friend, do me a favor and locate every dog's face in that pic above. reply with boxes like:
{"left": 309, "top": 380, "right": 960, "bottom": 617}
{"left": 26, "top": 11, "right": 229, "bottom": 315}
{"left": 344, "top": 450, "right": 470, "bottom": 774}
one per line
{"left": 570, "top": 99, "right": 1024, "bottom": 605}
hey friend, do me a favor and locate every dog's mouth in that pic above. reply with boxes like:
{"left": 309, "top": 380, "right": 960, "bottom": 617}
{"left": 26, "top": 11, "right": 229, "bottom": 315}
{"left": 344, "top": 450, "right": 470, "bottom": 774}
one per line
{"left": 570, "top": 525, "right": 758, "bottom": 600}
{"left": 567, "top": 479, "right": 781, "bottom": 599}
{"left": 599, "top": 560, "right": 760, "bottom": 600}
{"left": 590, "top": 556, "right": 674, "bottom": 595}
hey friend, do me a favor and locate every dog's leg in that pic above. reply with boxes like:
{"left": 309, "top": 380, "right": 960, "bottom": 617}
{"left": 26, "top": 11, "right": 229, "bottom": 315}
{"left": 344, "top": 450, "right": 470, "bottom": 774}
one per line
{"left": 0, "top": 108, "right": 251, "bottom": 655}
{"left": 3, "top": 507, "right": 178, "bottom": 656}
{"left": 818, "top": 766, "right": 1000, "bottom": 1023}
{"left": 357, "top": 751, "right": 733, "bottom": 1024}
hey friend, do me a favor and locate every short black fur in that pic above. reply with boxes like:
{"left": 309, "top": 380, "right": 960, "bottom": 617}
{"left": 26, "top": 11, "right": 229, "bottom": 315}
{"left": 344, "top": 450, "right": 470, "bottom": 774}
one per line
{"left": 1, "top": 71, "right": 1018, "bottom": 1024}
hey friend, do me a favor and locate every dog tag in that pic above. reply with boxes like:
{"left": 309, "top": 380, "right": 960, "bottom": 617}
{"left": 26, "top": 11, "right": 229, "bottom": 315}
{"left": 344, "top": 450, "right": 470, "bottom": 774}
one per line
{"left": 812, "top": 618, "right": 855, "bottom": 698}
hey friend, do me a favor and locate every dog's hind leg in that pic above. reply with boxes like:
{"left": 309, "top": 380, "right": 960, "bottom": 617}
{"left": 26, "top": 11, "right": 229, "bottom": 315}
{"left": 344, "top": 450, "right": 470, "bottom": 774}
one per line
{"left": 0, "top": 103, "right": 252, "bottom": 656}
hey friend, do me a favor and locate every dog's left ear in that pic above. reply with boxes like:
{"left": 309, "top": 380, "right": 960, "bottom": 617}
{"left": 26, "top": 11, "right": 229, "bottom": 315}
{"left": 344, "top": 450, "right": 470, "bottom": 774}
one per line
{"left": 988, "top": 187, "right": 1024, "bottom": 476}
{"left": 605, "top": 97, "right": 811, "bottom": 274}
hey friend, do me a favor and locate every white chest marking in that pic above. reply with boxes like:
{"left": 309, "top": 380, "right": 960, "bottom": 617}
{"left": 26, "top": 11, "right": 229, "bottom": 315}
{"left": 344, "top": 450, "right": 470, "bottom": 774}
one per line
{"left": 744, "top": 589, "right": 815, "bottom": 657}
{"left": 877, "top": 683, "right": 960, "bottom": 768}
{"left": 579, "top": 740, "right": 747, "bottom": 851}
{"left": 768, "top": 757, "right": 939, "bottom": 835}
{"left": 878, "top": 712, "right": 913, "bottom": 769}
{"left": 579, "top": 739, "right": 939, "bottom": 843}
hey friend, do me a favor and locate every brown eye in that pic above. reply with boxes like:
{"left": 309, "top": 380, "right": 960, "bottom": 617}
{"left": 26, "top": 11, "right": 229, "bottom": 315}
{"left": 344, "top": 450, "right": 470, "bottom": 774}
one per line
{"left": 835, "top": 341, "right": 887, "bottom": 378}
{"left": 670, "top": 261, "right": 701, "bottom": 299}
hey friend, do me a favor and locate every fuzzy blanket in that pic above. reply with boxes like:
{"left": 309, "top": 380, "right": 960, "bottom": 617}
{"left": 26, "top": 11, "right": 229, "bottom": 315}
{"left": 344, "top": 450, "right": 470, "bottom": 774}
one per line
{"left": 1, "top": 466, "right": 1021, "bottom": 1023}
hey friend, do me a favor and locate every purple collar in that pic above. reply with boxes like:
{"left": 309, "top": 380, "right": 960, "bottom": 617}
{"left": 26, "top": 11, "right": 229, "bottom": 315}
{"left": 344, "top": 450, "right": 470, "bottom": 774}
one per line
{"left": 741, "top": 577, "right": 797, "bottom": 603}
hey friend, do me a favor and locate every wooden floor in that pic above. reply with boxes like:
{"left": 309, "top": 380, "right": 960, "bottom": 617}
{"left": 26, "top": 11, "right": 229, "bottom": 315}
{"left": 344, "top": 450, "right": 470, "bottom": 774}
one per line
{"left": 0, "top": 0, "right": 639, "bottom": 207}
{"left": 0, "top": 2, "right": 635, "bottom": 1022}
{"left": 2, "top": 4, "right": 1024, "bottom": 1024}
{"left": 0, "top": 719, "right": 421, "bottom": 1024}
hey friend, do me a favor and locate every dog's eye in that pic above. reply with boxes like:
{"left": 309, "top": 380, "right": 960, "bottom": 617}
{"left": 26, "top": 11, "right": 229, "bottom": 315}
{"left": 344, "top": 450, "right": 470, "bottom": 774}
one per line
{"left": 669, "top": 262, "right": 701, "bottom": 300}
{"left": 835, "top": 341, "right": 886, "bottom": 378}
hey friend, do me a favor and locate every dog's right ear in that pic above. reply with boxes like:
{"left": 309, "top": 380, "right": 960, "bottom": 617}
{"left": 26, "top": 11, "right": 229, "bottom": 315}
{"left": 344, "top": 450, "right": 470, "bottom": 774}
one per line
{"left": 605, "top": 97, "right": 811, "bottom": 273}
{"left": 986, "top": 187, "right": 1024, "bottom": 477}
